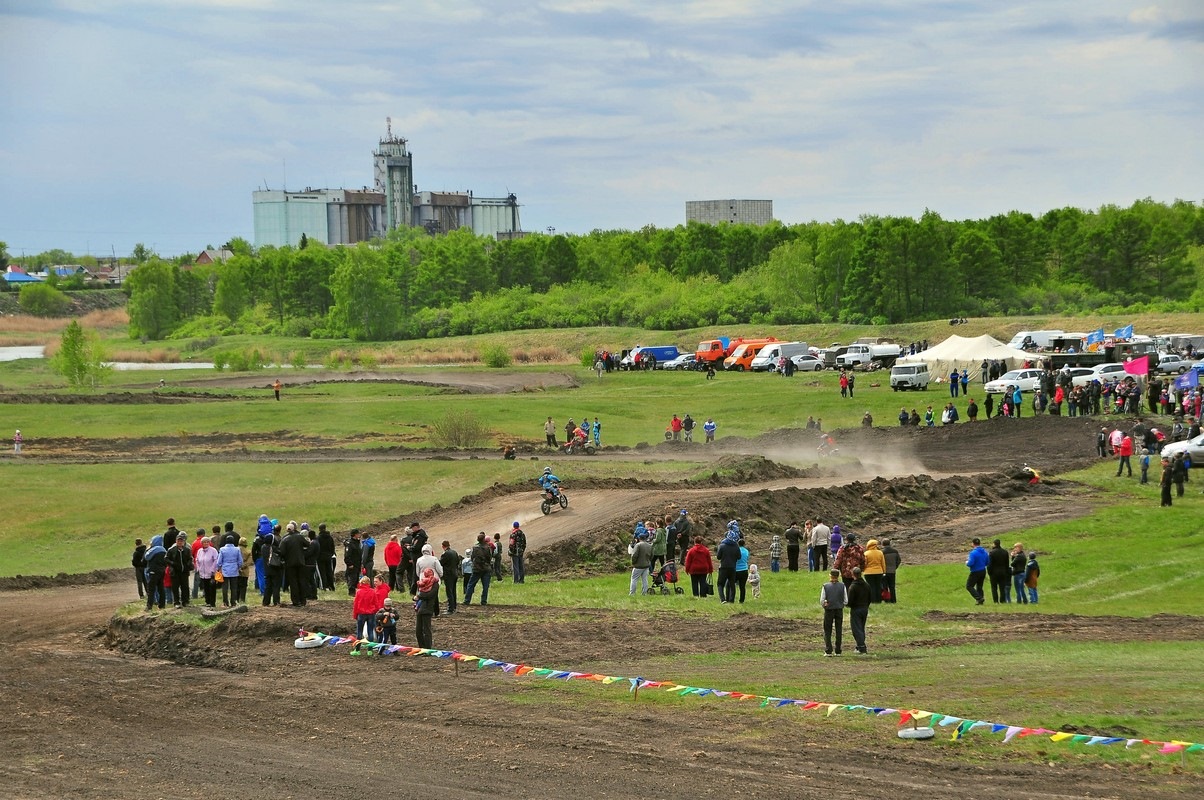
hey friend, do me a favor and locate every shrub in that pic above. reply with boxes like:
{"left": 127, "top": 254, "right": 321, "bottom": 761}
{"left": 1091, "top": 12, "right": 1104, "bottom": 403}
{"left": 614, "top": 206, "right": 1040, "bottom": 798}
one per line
{"left": 430, "top": 410, "right": 491, "bottom": 448}
{"left": 19, "top": 283, "right": 71, "bottom": 317}
{"left": 480, "top": 343, "right": 512, "bottom": 368}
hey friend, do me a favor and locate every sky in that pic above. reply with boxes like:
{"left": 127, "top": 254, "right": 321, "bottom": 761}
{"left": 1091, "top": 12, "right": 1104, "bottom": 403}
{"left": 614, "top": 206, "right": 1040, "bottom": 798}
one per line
{"left": 1, "top": 0, "right": 1201, "bottom": 259}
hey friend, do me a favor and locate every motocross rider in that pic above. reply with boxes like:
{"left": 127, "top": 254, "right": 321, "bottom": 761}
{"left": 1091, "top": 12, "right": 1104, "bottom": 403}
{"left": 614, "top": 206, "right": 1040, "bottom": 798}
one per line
{"left": 538, "top": 467, "right": 562, "bottom": 498}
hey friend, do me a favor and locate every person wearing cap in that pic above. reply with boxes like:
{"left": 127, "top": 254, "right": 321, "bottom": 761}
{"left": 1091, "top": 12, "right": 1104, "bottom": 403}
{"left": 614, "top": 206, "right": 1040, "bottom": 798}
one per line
{"left": 847, "top": 567, "right": 872, "bottom": 654}
{"left": 142, "top": 535, "right": 168, "bottom": 611}
{"left": 716, "top": 528, "right": 741, "bottom": 604}
{"left": 167, "top": 532, "right": 196, "bottom": 608}
{"left": 463, "top": 533, "right": 493, "bottom": 606}
{"left": 374, "top": 597, "right": 399, "bottom": 645}
{"left": 193, "top": 535, "right": 219, "bottom": 608}
{"left": 439, "top": 540, "right": 461, "bottom": 614}
{"left": 629, "top": 531, "right": 654, "bottom": 595}
{"left": 819, "top": 569, "right": 847, "bottom": 656}
{"left": 508, "top": 522, "right": 527, "bottom": 584}
{"left": 461, "top": 547, "right": 474, "bottom": 598}
{"left": 833, "top": 533, "right": 864, "bottom": 588}
{"left": 261, "top": 525, "right": 283, "bottom": 607}
{"left": 277, "top": 521, "right": 310, "bottom": 607}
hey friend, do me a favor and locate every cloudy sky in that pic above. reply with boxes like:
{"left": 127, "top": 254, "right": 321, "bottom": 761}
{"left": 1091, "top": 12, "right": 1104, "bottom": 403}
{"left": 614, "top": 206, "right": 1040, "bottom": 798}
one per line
{"left": 1, "top": 0, "right": 1200, "bottom": 258}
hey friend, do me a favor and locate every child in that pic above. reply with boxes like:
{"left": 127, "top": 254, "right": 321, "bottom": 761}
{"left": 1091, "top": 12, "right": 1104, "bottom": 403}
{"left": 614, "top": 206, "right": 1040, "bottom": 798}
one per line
{"left": 768, "top": 535, "right": 782, "bottom": 573}
{"left": 460, "top": 548, "right": 473, "bottom": 603}
{"left": 829, "top": 524, "right": 843, "bottom": 561}
{"left": 1024, "top": 552, "right": 1040, "bottom": 604}
{"left": 748, "top": 563, "right": 761, "bottom": 599}
{"left": 414, "top": 567, "right": 440, "bottom": 649}
{"left": 374, "top": 597, "right": 399, "bottom": 645}
{"left": 1139, "top": 447, "right": 1150, "bottom": 484}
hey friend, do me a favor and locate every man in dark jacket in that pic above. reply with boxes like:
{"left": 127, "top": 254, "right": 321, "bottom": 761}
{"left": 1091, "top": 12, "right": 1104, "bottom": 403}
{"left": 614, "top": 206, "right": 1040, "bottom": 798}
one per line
{"left": 463, "top": 532, "right": 493, "bottom": 606}
{"left": 716, "top": 532, "right": 741, "bottom": 604}
{"left": 343, "top": 530, "right": 362, "bottom": 596}
{"left": 847, "top": 567, "right": 872, "bottom": 655}
{"left": 783, "top": 523, "right": 803, "bottom": 572}
{"left": 880, "top": 539, "right": 901, "bottom": 604}
{"left": 439, "top": 540, "right": 461, "bottom": 614}
{"left": 165, "top": 533, "right": 193, "bottom": 608}
{"left": 304, "top": 529, "right": 321, "bottom": 600}
{"left": 508, "top": 522, "right": 527, "bottom": 583}
{"left": 261, "top": 531, "right": 283, "bottom": 607}
{"left": 317, "top": 523, "right": 336, "bottom": 592}
{"left": 987, "top": 538, "right": 1012, "bottom": 603}
{"left": 132, "top": 538, "right": 147, "bottom": 598}
{"left": 143, "top": 535, "right": 168, "bottom": 610}
{"left": 277, "top": 523, "right": 309, "bottom": 607}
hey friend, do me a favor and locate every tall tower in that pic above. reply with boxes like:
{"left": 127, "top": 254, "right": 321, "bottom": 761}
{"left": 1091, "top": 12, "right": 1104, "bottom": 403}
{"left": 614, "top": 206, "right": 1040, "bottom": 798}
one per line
{"left": 373, "top": 117, "right": 414, "bottom": 231}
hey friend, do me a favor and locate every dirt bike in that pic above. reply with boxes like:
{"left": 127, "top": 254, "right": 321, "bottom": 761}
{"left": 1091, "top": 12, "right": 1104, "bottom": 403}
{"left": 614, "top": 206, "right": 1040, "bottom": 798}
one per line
{"left": 562, "top": 439, "right": 596, "bottom": 455}
{"left": 817, "top": 437, "right": 839, "bottom": 457}
{"left": 540, "top": 484, "right": 569, "bottom": 515}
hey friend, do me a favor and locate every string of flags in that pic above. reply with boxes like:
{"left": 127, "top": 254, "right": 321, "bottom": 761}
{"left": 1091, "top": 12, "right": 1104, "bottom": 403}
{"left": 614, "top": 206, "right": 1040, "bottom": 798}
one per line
{"left": 294, "top": 630, "right": 1202, "bottom": 758}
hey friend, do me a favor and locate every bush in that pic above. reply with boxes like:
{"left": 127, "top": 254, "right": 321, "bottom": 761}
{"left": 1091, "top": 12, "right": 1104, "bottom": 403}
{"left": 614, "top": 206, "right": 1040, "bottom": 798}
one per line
{"left": 430, "top": 410, "right": 492, "bottom": 448}
{"left": 480, "top": 343, "right": 512, "bottom": 368}
{"left": 19, "top": 283, "right": 71, "bottom": 317}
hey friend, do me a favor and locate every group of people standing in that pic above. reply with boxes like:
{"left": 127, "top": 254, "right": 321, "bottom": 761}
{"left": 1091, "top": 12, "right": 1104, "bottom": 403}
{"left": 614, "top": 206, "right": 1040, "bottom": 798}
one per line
{"left": 134, "top": 520, "right": 252, "bottom": 611}
{"left": 966, "top": 538, "right": 1040, "bottom": 605}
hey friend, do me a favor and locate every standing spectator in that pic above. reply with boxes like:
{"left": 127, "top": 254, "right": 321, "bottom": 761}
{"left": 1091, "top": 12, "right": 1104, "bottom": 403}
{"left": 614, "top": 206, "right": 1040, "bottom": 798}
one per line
{"left": 861, "top": 539, "right": 886, "bottom": 602}
{"left": 1024, "top": 552, "right": 1041, "bottom": 604}
{"left": 839, "top": 371, "right": 849, "bottom": 398}
{"left": 1010, "top": 543, "right": 1028, "bottom": 605}
{"left": 683, "top": 536, "right": 714, "bottom": 598}
{"left": 650, "top": 520, "right": 667, "bottom": 573}
{"left": 811, "top": 518, "right": 831, "bottom": 572}
{"left": 383, "top": 534, "right": 403, "bottom": 590}
{"left": 949, "top": 368, "right": 960, "bottom": 397}
{"left": 965, "top": 538, "right": 988, "bottom": 605}
{"left": 747, "top": 564, "right": 761, "bottom": 599}
{"left": 847, "top": 567, "right": 872, "bottom": 655}
{"left": 681, "top": 413, "right": 695, "bottom": 442}
{"left": 217, "top": 536, "right": 244, "bottom": 607}
{"left": 143, "top": 535, "right": 168, "bottom": 611}
{"left": 167, "top": 532, "right": 195, "bottom": 608}
{"left": 132, "top": 538, "right": 147, "bottom": 599}
{"left": 735, "top": 538, "right": 751, "bottom": 604}
{"left": 673, "top": 510, "right": 692, "bottom": 561}
{"left": 278, "top": 521, "right": 310, "bottom": 607}
{"left": 359, "top": 533, "right": 376, "bottom": 581}
{"left": 192, "top": 535, "right": 217, "bottom": 608}
{"left": 508, "top": 522, "right": 527, "bottom": 583}
{"left": 544, "top": 417, "right": 557, "bottom": 448}
{"left": 898, "top": 407, "right": 910, "bottom": 426}
{"left": 833, "top": 533, "right": 864, "bottom": 588}
{"left": 343, "top": 529, "right": 362, "bottom": 596}
{"left": 439, "top": 540, "right": 461, "bottom": 614}
{"left": 1172, "top": 452, "right": 1188, "bottom": 497}
{"left": 13, "top": 429, "right": 22, "bottom": 454}
{"left": 415, "top": 543, "right": 442, "bottom": 586}
{"left": 253, "top": 514, "right": 273, "bottom": 594}
{"left": 352, "top": 577, "right": 378, "bottom": 641}
{"left": 1012, "top": 385, "right": 1023, "bottom": 418}
{"left": 491, "top": 533, "right": 505, "bottom": 581}
{"left": 880, "top": 538, "right": 901, "bottom": 603}
{"left": 237, "top": 537, "right": 252, "bottom": 604}
{"left": 1139, "top": 448, "right": 1151, "bottom": 484}
{"left": 768, "top": 534, "right": 782, "bottom": 573}
{"left": 703, "top": 417, "right": 717, "bottom": 443}
{"left": 317, "top": 523, "right": 336, "bottom": 592}
{"left": 987, "top": 538, "right": 1011, "bottom": 603}
{"left": 967, "top": 397, "right": 978, "bottom": 421}
{"left": 829, "top": 524, "right": 843, "bottom": 563}
{"left": 272, "top": 379, "right": 282, "bottom": 401}
{"left": 463, "top": 533, "right": 493, "bottom": 606}
{"left": 460, "top": 548, "right": 473, "bottom": 599}
{"left": 1097, "top": 427, "right": 1109, "bottom": 457}
{"left": 414, "top": 568, "right": 441, "bottom": 648}
{"left": 1116, "top": 432, "right": 1134, "bottom": 477}
{"left": 847, "top": 372, "right": 856, "bottom": 397}
{"left": 669, "top": 414, "right": 683, "bottom": 441}
{"left": 629, "top": 532, "right": 653, "bottom": 595}
{"left": 262, "top": 527, "right": 283, "bottom": 607}
{"left": 960, "top": 369, "right": 969, "bottom": 396}
{"left": 783, "top": 523, "right": 803, "bottom": 572}
{"left": 819, "top": 569, "right": 847, "bottom": 656}
{"left": 592, "top": 417, "right": 602, "bottom": 447}
{"left": 303, "top": 525, "right": 320, "bottom": 600}
{"left": 716, "top": 528, "right": 741, "bottom": 604}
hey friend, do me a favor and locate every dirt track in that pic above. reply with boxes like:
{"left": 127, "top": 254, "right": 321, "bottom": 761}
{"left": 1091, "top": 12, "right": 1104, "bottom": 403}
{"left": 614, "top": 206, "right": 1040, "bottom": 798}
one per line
{"left": 2, "top": 398, "right": 1201, "bottom": 798}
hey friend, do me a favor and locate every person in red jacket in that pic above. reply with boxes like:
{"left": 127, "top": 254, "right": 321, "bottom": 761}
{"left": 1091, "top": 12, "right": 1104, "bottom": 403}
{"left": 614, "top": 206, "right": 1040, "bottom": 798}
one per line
{"left": 683, "top": 536, "right": 714, "bottom": 598}
{"left": 353, "top": 576, "right": 381, "bottom": 642}
{"left": 383, "top": 534, "right": 403, "bottom": 590}
{"left": 1116, "top": 433, "right": 1134, "bottom": 477}
{"left": 373, "top": 574, "right": 390, "bottom": 609}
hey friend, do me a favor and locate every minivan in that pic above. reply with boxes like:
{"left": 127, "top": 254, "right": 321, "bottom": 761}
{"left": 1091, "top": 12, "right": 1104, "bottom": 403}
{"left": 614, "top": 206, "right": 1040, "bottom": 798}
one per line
{"left": 750, "top": 341, "right": 810, "bottom": 372}
{"left": 889, "top": 362, "right": 930, "bottom": 391}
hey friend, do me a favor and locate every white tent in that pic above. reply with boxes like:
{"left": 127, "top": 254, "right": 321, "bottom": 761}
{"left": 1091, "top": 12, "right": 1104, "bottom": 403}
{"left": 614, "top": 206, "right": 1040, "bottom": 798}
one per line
{"left": 896, "top": 334, "right": 1033, "bottom": 382}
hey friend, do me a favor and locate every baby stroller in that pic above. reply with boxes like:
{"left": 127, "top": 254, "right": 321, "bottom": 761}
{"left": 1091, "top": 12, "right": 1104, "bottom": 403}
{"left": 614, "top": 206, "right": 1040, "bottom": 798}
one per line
{"left": 651, "top": 560, "right": 684, "bottom": 595}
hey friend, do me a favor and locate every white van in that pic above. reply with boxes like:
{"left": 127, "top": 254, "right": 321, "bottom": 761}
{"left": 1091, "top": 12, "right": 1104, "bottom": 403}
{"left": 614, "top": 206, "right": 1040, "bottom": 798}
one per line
{"left": 751, "top": 341, "right": 810, "bottom": 372}
{"left": 889, "top": 362, "right": 930, "bottom": 391}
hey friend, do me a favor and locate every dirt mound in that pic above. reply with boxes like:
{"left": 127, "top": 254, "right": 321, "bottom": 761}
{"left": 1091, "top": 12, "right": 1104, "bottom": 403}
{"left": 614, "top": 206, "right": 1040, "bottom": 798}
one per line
{"left": 0, "top": 391, "right": 240, "bottom": 404}
{"left": 0, "top": 568, "right": 126, "bottom": 592}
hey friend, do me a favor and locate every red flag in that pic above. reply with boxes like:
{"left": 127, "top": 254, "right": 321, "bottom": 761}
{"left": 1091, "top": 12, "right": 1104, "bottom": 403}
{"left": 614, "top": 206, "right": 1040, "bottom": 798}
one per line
{"left": 1123, "top": 356, "right": 1149, "bottom": 376}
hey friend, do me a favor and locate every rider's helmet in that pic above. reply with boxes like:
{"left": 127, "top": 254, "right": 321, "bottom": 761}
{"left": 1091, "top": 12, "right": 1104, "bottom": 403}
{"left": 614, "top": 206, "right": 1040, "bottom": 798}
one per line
{"left": 543, "top": 467, "right": 552, "bottom": 475}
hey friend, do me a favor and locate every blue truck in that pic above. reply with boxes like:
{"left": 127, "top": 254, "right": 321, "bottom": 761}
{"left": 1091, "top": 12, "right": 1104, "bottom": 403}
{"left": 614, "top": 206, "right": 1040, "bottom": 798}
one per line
{"left": 620, "top": 345, "right": 681, "bottom": 370}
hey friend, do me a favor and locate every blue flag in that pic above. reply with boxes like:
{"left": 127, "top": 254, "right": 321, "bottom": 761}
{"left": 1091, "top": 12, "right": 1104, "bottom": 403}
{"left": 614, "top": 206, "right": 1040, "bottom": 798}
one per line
{"left": 1086, "top": 329, "right": 1105, "bottom": 346}
{"left": 1174, "top": 370, "right": 1199, "bottom": 391}
{"left": 1114, "top": 324, "right": 1134, "bottom": 339}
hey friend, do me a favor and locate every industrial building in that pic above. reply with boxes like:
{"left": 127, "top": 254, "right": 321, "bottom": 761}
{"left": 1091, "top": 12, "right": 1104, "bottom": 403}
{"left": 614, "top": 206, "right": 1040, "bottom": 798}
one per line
{"left": 252, "top": 121, "right": 522, "bottom": 248}
{"left": 686, "top": 199, "right": 774, "bottom": 226}
{"left": 252, "top": 189, "right": 385, "bottom": 249}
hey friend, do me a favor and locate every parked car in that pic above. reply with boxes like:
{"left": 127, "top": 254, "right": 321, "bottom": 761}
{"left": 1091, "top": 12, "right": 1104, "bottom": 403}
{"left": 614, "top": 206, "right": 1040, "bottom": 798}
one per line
{"left": 1155, "top": 354, "right": 1191, "bottom": 375}
{"left": 1160, "top": 433, "right": 1204, "bottom": 467}
{"left": 789, "top": 354, "right": 825, "bottom": 372}
{"left": 889, "top": 362, "right": 930, "bottom": 391}
{"left": 662, "top": 353, "right": 697, "bottom": 371}
{"left": 1090, "top": 362, "right": 1128, "bottom": 382}
{"left": 1065, "top": 367, "right": 1098, "bottom": 388}
{"left": 983, "top": 368, "right": 1045, "bottom": 394}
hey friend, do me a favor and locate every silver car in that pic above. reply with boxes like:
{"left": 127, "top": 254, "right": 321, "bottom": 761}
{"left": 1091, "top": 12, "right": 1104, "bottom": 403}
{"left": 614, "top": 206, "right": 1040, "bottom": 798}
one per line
{"left": 983, "top": 368, "right": 1044, "bottom": 394}
{"left": 1160, "top": 433, "right": 1204, "bottom": 467}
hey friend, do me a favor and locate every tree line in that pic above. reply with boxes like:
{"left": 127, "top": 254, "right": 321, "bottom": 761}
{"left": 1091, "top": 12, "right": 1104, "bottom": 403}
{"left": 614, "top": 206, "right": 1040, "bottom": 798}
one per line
{"left": 118, "top": 199, "right": 1204, "bottom": 341}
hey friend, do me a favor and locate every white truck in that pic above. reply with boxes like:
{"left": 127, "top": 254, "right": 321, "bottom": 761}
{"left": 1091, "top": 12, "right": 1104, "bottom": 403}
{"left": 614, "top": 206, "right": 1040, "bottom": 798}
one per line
{"left": 837, "top": 343, "right": 905, "bottom": 370}
{"left": 750, "top": 341, "right": 810, "bottom": 372}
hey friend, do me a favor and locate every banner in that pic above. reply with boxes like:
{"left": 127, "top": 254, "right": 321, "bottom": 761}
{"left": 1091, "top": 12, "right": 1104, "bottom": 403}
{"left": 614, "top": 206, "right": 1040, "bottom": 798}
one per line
{"left": 1114, "top": 324, "right": 1134, "bottom": 340}
{"left": 1123, "top": 356, "right": 1149, "bottom": 376}
{"left": 291, "top": 629, "right": 1202, "bottom": 759}
{"left": 1174, "top": 370, "right": 1199, "bottom": 391}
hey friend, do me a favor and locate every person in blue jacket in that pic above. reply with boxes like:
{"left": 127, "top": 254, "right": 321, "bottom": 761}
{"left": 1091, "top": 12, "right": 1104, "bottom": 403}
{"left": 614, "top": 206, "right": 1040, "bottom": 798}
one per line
{"left": 965, "top": 537, "right": 989, "bottom": 605}
{"left": 537, "top": 466, "right": 561, "bottom": 497}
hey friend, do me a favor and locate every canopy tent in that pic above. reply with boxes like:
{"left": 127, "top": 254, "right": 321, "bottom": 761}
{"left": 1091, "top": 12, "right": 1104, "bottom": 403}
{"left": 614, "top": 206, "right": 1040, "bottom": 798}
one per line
{"left": 896, "top": 335, "right": 1033, "bottom": 382}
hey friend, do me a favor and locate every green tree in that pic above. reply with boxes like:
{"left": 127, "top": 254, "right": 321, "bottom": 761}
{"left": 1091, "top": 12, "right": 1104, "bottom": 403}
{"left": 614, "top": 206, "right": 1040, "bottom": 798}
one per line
{"left": 0, "top": 240, "right": 9, "bottom": 271}
{"left": 131, "top": 243, "right": 156, "bottom": 264}
{"left": 52, "top": 321, "right": 111, "bottom": 387}
{"left": 125, "top": 260, "right": 179, "bottom": 339}
{"left": 213, "top": 256, "right": 252, "bottom": 321}
{"left": 18, "top": 283, "right": 71, "bottom": 316}
{"left": 330, "top": 245, "right": 400, "bottom": 340}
